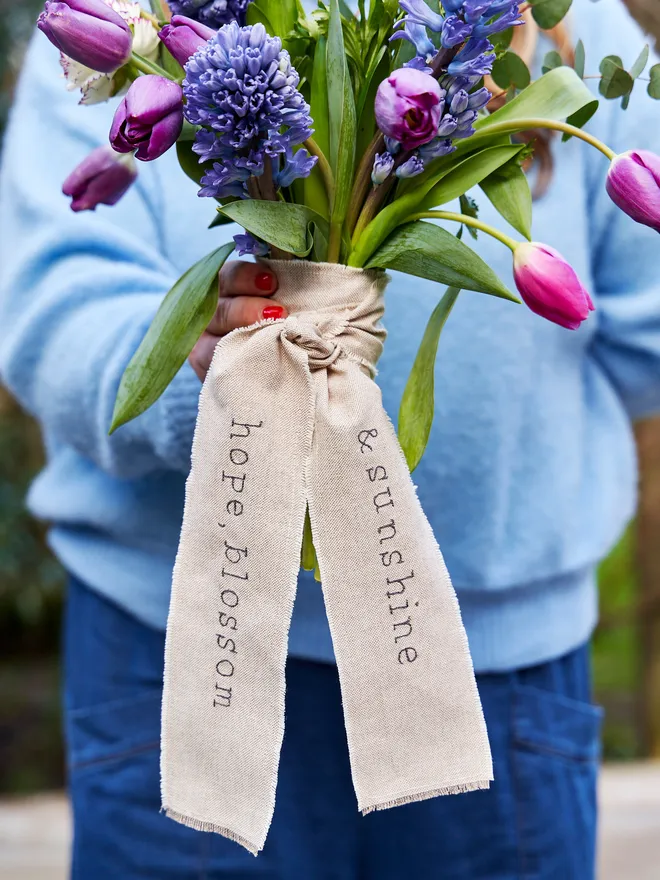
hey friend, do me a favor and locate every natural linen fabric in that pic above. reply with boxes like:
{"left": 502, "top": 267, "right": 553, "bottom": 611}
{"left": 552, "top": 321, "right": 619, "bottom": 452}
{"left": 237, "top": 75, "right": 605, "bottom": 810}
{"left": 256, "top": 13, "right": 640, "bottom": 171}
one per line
{"left": 161, "top": 261, "right": 493, "bottom": 855}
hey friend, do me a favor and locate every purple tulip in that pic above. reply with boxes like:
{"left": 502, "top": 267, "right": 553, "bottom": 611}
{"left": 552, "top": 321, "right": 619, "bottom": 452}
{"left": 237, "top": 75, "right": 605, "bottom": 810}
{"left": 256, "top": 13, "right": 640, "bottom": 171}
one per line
{"left": 37, "top": 0, "right": 132, "bottom": 74}
{"left": 606, "top": 150, "right": 660, "bottom": 233}
{"left": 158, "top": 15, "right": 216, "bottom": 67}
{"left": 375, "top": 67, "right": 444, "bottom": 151}
{"left": 513, "top": 242, "right": 595, "bottom": 330}
{"left": 110, "top": 76, "right": 184, "bottom": 162}
{"left": 62, "top": 146, "right": 137, "bottom": 212}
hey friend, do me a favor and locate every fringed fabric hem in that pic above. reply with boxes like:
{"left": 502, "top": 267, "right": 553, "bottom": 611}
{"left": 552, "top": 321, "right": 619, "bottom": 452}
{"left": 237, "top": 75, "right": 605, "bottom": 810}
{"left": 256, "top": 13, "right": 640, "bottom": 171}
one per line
{"left": 162, "top": 807, "right": 261, "bottom": 856}
{"left": 360, "top": 779, "right": 492, "bottom": 816}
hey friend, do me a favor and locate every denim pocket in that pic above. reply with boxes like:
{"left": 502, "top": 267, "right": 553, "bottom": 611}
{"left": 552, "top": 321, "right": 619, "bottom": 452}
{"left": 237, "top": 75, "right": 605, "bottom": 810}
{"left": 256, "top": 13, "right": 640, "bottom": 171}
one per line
{"left": 511, "top": 684, "right": 603, "bottom": 880}
{"left": 66, "top": 688, "right": 162, "bottom": 772}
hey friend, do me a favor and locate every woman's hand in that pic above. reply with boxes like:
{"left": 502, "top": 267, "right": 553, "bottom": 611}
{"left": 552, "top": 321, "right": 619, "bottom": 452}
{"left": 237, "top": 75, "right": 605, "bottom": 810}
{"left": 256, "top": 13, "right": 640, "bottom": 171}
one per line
{"left": 189, "top": 261, "right": 284, "bottom": 381}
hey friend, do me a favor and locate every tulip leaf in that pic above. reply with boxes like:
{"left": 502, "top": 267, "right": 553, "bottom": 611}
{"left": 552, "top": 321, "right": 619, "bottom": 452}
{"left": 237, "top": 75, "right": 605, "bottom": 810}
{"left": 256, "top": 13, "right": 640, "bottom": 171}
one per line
{"left": 246, "top": 2, "right": 276, "bottom": 32}
{"left": 111, "top": 242, "right": 235, "bottom": 432}
{"left": 529, "top": 0, "right": 572, "bottom": 30}
{"left": 398, "top": 287, "right": 460, "bottom": 473}
{"left": 366, "top": 221, "right": 519, "bottom": 301}
{"left": 219, "top": 201, "right": 329, "bottom": 257}
{"left": 422, "top": 144, "right": 525, "bottom": 210}
{"left": 475, "top": 67, "right": 596, "bottom": 133}
{"left": 480, "top": 159, "right": 532, "bottom": 240}
{"left": 648, "top": 64, "right": 660, "bottom": 99}
{"left": 327, "top": 0, "right": 357, "bottom": 252}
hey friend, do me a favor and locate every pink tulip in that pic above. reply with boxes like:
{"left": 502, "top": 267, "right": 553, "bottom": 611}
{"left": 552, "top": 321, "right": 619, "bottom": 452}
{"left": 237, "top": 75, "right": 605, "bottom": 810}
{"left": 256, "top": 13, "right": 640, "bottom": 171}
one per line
{"left": 37, "top": 0, "right": 132, "bottom": 74}
{"left": 158, "top": 15, "right": 216, "bottom": 68}
{"left": 513, "top": 242, "right": 594, "bottom": 330}
{"left": 62, "top": 146, "right": 137, "bottom": 211}
{"left": 375, "top": 67, "right": 444, "bottom": 151}
{"left": 110, "top": 76, "right": 184, "bottom": 162}
{"left": 606, "top": 150, "right": 660, "bottom": 233}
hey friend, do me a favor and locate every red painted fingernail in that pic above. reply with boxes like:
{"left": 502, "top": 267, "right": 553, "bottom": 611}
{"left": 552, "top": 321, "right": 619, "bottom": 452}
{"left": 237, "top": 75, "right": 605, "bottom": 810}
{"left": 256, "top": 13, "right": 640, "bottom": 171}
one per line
{"left": 262, "top": 305, "right": 284, "bottom": 320}
{"left": 255, "top": 271, "right": 275, "bottom": 292}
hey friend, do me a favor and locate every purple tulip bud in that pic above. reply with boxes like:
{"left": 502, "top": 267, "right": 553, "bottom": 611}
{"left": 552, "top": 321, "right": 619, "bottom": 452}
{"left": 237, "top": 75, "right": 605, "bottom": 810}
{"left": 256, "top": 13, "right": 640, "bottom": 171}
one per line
{"left": 375, "top": 67, "right": 444, "bottom": 152}
{"left": 158, "top": 15, "right": 215, "bottom": 67}
{"left": 513, "top": 242, "right": 594, "bottom": 330}
{"left": 37, "top": 0, "right": 132, "bottom": 74}
{"left": 606, "top": 150, "right": 660, "bottom": 234}
{"left": 110, "top": 75, "right": 184, "bottom": 162}
{"left": 62, "top": 145, "right": 137, "bottom": 212}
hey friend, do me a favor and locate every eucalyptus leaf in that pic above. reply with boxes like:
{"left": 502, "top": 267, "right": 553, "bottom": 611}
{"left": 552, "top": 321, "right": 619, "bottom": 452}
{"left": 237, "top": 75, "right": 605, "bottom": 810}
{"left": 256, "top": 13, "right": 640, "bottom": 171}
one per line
{"left": 529, "top": 0, "right": 572, "bottom": 30}
{"left": 492, "top": 52, "right": 531, "bottom": 90}
{"left": 648, "top": 64, "right": 660, "bottom": 99}
{"left": 398, "top": 288, "right": 460, "bottom": 472}
{"left": 111, "top": 243, "right": 235, "bottom": 432}
{"left": 630, "top": 44, "right": 650, "bottom": 80}
{"left": 219, "top": 201, "right": 328, "bottom": 257}
{"left": 366, "top": 222, "right": 519, "bottom": 301}
{"left": 480, "top": 159, "right": 532, "bottom": 240}
{"left": 574, "top": 39, "right": 585, "bottom": 80}
{"left": 599, "top": 55, "right": 634, "bottom": 100}
{"left": 541, "top": 50, "right": 563, "bottom": 75}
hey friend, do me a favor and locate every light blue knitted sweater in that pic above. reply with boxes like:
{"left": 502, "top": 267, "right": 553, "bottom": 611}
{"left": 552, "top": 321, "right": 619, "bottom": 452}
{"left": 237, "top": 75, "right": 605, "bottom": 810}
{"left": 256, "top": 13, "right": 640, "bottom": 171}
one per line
{"left": 1, "top": 0, "right": 659, "bottom": 671}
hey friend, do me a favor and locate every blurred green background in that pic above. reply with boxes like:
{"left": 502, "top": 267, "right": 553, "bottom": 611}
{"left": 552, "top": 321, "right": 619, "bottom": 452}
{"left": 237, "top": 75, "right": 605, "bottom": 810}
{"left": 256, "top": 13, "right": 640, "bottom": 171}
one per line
{"left": 0, "top": 0, "right": 657, "bottom": 797}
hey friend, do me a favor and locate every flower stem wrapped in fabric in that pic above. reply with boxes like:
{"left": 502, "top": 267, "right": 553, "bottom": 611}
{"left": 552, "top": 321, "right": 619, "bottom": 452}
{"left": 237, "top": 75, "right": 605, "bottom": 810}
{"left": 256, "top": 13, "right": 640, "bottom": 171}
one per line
{"left": 34, "top": 0, "right": 660, "bottom": 859}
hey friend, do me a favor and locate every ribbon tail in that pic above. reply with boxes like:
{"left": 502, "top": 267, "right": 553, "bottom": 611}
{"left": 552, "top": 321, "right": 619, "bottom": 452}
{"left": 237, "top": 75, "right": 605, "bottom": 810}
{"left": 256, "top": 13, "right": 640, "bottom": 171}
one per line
{"left": 161, "top": 327, "right": 311, "bottom": 854}
{"left": 308, "top": 363, "right": 493, "bottom": 814}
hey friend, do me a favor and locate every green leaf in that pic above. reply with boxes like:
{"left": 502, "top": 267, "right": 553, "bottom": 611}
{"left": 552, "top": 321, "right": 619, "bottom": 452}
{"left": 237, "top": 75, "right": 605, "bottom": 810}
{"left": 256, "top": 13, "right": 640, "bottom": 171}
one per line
{"left": 219, "top": 201, "right": 328, "bottom": 257}
{"left": 301, "top": 508, "right": 321, "bottom": 581}
{"left": 599, "top": 55, "right": 634, "bottom": 100}
{"left": 475, "top": 67, "right": 596, "bottom": 134}
{"left": 648, "top": 64, "right": 660, "bottom": 99}
{"left": 256, "top": 0, "right": 296, "bottom": 39}
{"left": 563, "top": 99, "right": 599, "bottom": 141}
{"left": 209, "top": 210, "right": 235, "bottom": 229}
{"left": 459, "top": 194, "right": 479, "bottom": 240}
{"left": 176, "top": 141, "right": 204, "bottom": 188}
{"left": 111, "top": 243, "right": 235, "bottom": 432}
{"left": 541, "top": 50, "right": 563, "bottom": 75}
{"left": 574, "top": 39, "right": 585, "bottom": 79}
{"left": 304, "top": 36, "right": 331, "bottom": 220}
{"left": 480, "top": 159, "right": 532, "bottom": 240}
{"left": 246, "top": 2, "right": 276, "bottom": 32}
{"left": 529, "top": 0, "right": 572, "bottom": 30}
{"left": 398, "top": 288, "right": 460, "bottom": 472}
{"left": 327, "top": 0, "right": 357, "bottom": 238}
{"left": 366, "top": 222, "right": 519, "bottom": 301}
{"left": 491, "top": 51, "right": 531, "bottom": 90}
{"left": 630, "top": 44, "right": 650, "bottom": 80}
{"left": 422, "top": 144, "right": 525, "bottom": 210}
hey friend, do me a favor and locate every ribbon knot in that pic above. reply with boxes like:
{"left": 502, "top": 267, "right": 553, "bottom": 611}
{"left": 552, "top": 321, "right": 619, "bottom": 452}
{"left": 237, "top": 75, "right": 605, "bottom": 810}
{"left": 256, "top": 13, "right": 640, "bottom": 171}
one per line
{"left": 281, "top": 316, "right": 343, "bottom": 371}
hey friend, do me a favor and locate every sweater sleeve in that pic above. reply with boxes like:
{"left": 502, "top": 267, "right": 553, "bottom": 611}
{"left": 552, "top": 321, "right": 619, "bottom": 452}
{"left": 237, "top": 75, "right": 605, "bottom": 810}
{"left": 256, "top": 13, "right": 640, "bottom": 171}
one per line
{"left": 583, "top": 1, "right": 660, "bottom": 420}
{"left": 0, "top": 35, "right": 202, "bottom": 479}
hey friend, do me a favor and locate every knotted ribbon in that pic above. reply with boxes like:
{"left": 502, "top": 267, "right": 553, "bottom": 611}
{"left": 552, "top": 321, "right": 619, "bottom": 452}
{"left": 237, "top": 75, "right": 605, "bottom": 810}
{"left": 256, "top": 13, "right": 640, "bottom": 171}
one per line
{"left": 161, "top": 261, "right": 493, "bottom": 854}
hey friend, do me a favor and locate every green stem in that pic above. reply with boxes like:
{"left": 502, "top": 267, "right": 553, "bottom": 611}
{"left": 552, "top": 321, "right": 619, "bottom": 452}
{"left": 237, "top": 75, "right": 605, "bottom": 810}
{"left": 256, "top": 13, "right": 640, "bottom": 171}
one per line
{"left": 130, "top": 52, "right": 178, "bottom": 82}
{"left": 303, "top": 138, "right": 335, "bottom": 203}
{"left": 479, "top": 118, "right": 616, "bottom": 161}
{"left": 327, "top": 222, "right": 342, "bottom": 263}
{"left": 140, "top": 9, "right": 161, "bottom": 25}
{"left": 410, "top": 211, "right": 519, "bottom": 251}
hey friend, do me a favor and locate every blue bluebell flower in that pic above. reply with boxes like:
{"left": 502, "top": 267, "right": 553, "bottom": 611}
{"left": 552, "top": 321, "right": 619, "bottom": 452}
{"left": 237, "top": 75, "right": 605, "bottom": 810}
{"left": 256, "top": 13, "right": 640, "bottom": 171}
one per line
{"left": 234, "top": 232, "right": 270, "bottom": 257}
{"left": 447, "top": 38, "right": 495, "bottom": 77}
{"left": 183, "top": 22, "right": 314, "bottom": 199}
{"left": 398, "top": 0, "right": 444, "bottom": 31}
{"left": 391, "top": 21, "right": 436, "bottom": 61}
{"left": 372, "top": 152, "right": 396, "bottom": 185}
{"left": 441, "top": 16, "right": 472, "bottom": 48}
{"left": 168, "top": 0, "right": 251, "bottom": 30}
{"left": 274, "top": 147, "right": 317, "bottom": 189}
{"left": 418, "top": 137, "right": 455, "bottom": 161}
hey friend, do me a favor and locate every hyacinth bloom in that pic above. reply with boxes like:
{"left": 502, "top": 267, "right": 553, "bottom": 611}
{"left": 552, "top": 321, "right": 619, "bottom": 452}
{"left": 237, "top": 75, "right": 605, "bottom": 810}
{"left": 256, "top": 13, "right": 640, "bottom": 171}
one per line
{"left": 183, "top": 22, "right": 315, "bottom": 199}
{"left": 38, "top": 0, "right": 132, "bottom": 74}
{"left": 110, "top": 75, "right": 184, "bottom": 161}
{"left": 375, "top": 68, "right": 444, "bottom": 151}
{"left": 168, "top": 0, "right": 250, "bottom": 29}
{"left": 606, "top": 150, "right": 660, "bottom": 233}
{"left": 159, "top": 15, "right": 216, "bottom": 67}
{"left": 513, "top": 243, "right": 594, "bottom": 330}
{"left": 62, "top": 145, "right": 137, "bottom": 211}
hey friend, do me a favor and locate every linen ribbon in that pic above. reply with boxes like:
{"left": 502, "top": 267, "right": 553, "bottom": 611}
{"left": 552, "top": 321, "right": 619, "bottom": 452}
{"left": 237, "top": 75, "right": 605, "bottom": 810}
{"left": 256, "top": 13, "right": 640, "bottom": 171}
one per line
{"left": 161, "top": 260, "right": 493, "bottom": 855}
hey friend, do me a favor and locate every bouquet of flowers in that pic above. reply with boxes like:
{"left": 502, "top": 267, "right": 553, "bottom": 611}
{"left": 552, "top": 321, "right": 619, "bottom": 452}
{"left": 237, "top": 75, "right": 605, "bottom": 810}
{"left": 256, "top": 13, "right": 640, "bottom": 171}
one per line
{"left": 39, "top": 0, "right": 660, "bottom": 855}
